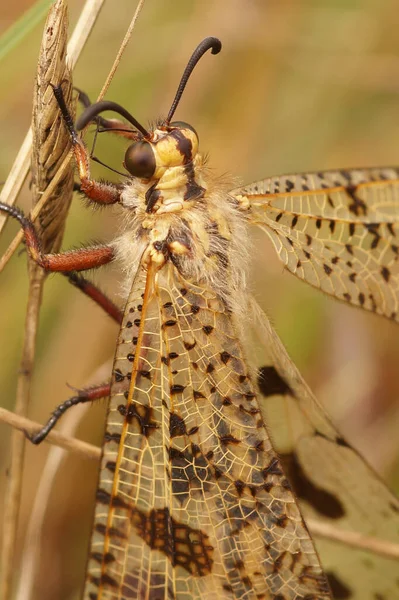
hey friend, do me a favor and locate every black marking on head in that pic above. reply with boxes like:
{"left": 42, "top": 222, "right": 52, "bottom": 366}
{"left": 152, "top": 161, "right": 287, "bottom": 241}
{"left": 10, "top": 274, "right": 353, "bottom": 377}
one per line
{"left": 258, "top": 366, "right": 294, "bottom": 397}
{"left": 170, "top": 128, "right": 193, "bottom": 163}
{"left": 281, "top": 452, "right": 345, "bottom": 519}
{"left": 169, "top": 412, "right": 187, "bottom": 437}
{"left": 326, "top": 572, "right": 351, "bottom": 599}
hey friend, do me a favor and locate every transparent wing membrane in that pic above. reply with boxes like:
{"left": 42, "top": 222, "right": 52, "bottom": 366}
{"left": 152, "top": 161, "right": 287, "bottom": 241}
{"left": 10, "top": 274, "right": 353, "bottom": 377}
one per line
{"left": 84, "top": 262, "right": 331, "bottom": 600}
{"left": 235, "top": 167, "right": 399, "bottom": 320}
{"left": 247, "top": 297, "right": 399, "bottom": 600}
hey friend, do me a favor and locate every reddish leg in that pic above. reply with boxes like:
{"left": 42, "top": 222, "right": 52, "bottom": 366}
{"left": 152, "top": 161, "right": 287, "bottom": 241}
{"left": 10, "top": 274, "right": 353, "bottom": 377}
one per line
{"left": 27, "top": 383, "right": 111, "bottom": 444}
{"left": 65, "top": 272, "right": 123, "bottom": 324}
{"left": 0, "top": 202, "right": 114, "bottom": 272}
{"left": 52, "top": 85, "right": 122, "bottom": 205}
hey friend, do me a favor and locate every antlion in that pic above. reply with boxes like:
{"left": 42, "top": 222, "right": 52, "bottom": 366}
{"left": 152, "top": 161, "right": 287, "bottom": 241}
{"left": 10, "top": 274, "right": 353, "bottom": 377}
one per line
{"left": 1, "top": 36, "right": 399, "bottom": 600}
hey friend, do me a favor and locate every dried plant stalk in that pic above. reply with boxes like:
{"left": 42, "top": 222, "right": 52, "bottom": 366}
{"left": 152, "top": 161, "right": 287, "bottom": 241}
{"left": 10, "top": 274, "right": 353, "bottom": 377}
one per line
{"left": 1, "top": 2, "right": 74, "bottom": 598}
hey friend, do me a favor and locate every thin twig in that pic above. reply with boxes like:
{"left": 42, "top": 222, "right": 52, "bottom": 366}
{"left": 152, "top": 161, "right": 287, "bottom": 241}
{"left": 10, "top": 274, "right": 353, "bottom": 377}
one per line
{"left": 15, "top": 361, "right": 110, "bottom": 600}
{"left": 97, "top": 0, "right": 146, "bottom": 101}
{"left": 308, "top": 517, "right": 399, "bottom": 560}
{"left": 3, "top": 398, "right": 399, "bottom": 562}
{"left": 0, "top": 407, "right": 100, "bottom": 460}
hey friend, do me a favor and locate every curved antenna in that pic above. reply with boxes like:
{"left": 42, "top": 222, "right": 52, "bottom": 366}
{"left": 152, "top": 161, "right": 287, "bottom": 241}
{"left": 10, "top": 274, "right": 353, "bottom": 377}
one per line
{"left": 166, "top": 37, "right": 222, "bottom": 124}
{"left": 76, "top": 100, "right": 149, "bottom": 138}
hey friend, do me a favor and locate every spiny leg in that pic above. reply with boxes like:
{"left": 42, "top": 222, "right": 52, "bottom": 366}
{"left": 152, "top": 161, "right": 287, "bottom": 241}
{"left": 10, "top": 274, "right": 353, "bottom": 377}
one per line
{"left": 52, "top": 84, "right": 122, "bottom": 205}
{"left": 0, "top": 202, "right": 114, "bottom": 272}
{"left": 65, "top": 272, "right": 123, "bottom": 324}
{"left": 28, "top": 383, "right": 111, "bottom": 444}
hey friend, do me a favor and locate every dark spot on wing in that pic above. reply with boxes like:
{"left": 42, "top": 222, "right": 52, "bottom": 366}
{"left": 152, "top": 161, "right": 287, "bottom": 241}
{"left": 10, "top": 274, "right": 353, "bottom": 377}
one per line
{"left": 281, "top": 451, "right": 345, "bottom": 519}
{"left": 169, "top": 412, "right": 187, "bottom": 437}
{"left": 326, "top": 572, "right": 351, "bottom": 599}
{"left": 258, "top": 366, "right": 294, "bottom": 397}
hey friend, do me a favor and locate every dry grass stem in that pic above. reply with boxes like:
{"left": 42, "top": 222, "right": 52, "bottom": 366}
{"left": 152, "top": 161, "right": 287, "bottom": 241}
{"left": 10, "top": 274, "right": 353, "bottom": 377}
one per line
{"left": 308, "top": 518, "right": 399, "bottom": 561}
{"left": 0, "top": 407, "right": 101, "bottom": 460}
{"left": 97, "top": 0, "right": 147, "bottom": 101}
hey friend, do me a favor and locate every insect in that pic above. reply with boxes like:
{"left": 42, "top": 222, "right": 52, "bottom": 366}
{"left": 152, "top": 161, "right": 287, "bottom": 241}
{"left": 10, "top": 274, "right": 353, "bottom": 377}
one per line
{"left": 1, "top": 36, "right": 399, "bottom": 600}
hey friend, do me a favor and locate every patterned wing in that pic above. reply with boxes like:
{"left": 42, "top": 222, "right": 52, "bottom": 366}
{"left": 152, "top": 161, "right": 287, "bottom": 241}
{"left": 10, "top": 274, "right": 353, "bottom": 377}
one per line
{"left": 83, "top": 261, "right": 332, "bottom": 600}
{"left": 246, "top": 297, "right": 399, "bottom": 600}
{"left": 233, "top": 167, "right": 399, "bottom": 320}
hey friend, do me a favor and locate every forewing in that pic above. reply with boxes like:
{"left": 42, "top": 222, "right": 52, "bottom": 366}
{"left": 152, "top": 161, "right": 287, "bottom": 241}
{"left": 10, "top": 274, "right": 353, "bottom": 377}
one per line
{"left": 247, "top": 297, "right": 399, "bottom": 600}
{"left": 233, "top": 167, "right": 399, "bottom": 320}
{"left": 83, "top": 262, "right": 332, "bottom": 600}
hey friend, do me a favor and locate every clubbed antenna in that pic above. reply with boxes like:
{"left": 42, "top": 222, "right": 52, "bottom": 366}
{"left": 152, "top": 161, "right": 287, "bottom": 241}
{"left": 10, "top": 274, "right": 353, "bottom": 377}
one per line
{"left": 166, "top": 37, "right": 222, "bottom": 124}
{"left": 76, "top": 100, "right": 150, "bottom": 138}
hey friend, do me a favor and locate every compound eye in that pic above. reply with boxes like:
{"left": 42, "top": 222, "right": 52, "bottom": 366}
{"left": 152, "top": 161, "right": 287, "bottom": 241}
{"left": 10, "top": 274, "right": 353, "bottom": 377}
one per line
{"left": 170, "top": 121, "right": 198, "bottom": 140}
{"left": 124, "top": 141, "right": 156, "bottom": 179}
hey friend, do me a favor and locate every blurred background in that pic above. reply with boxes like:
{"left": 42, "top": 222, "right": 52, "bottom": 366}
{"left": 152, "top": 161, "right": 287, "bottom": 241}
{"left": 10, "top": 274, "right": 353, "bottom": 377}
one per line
{"left": 1, "top": 1, "right": 399, "bottom": 598}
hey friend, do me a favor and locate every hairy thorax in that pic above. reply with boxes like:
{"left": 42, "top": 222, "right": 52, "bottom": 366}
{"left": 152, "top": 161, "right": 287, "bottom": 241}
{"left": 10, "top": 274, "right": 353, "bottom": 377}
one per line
{"left": 113, "top": 150, "right": 249, "bottom": 310}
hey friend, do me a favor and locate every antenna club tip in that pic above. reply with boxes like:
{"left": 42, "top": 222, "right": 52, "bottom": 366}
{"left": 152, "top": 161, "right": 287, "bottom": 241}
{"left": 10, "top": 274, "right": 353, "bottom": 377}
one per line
{"left": 209, "top": 37, "right": 222, "bottom": 54}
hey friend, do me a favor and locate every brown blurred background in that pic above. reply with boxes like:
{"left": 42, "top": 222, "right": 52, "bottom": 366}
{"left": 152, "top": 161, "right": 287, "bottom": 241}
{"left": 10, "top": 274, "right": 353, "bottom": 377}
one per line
{"left": 1, "top": 1, "right": 399, "bottom": 598}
